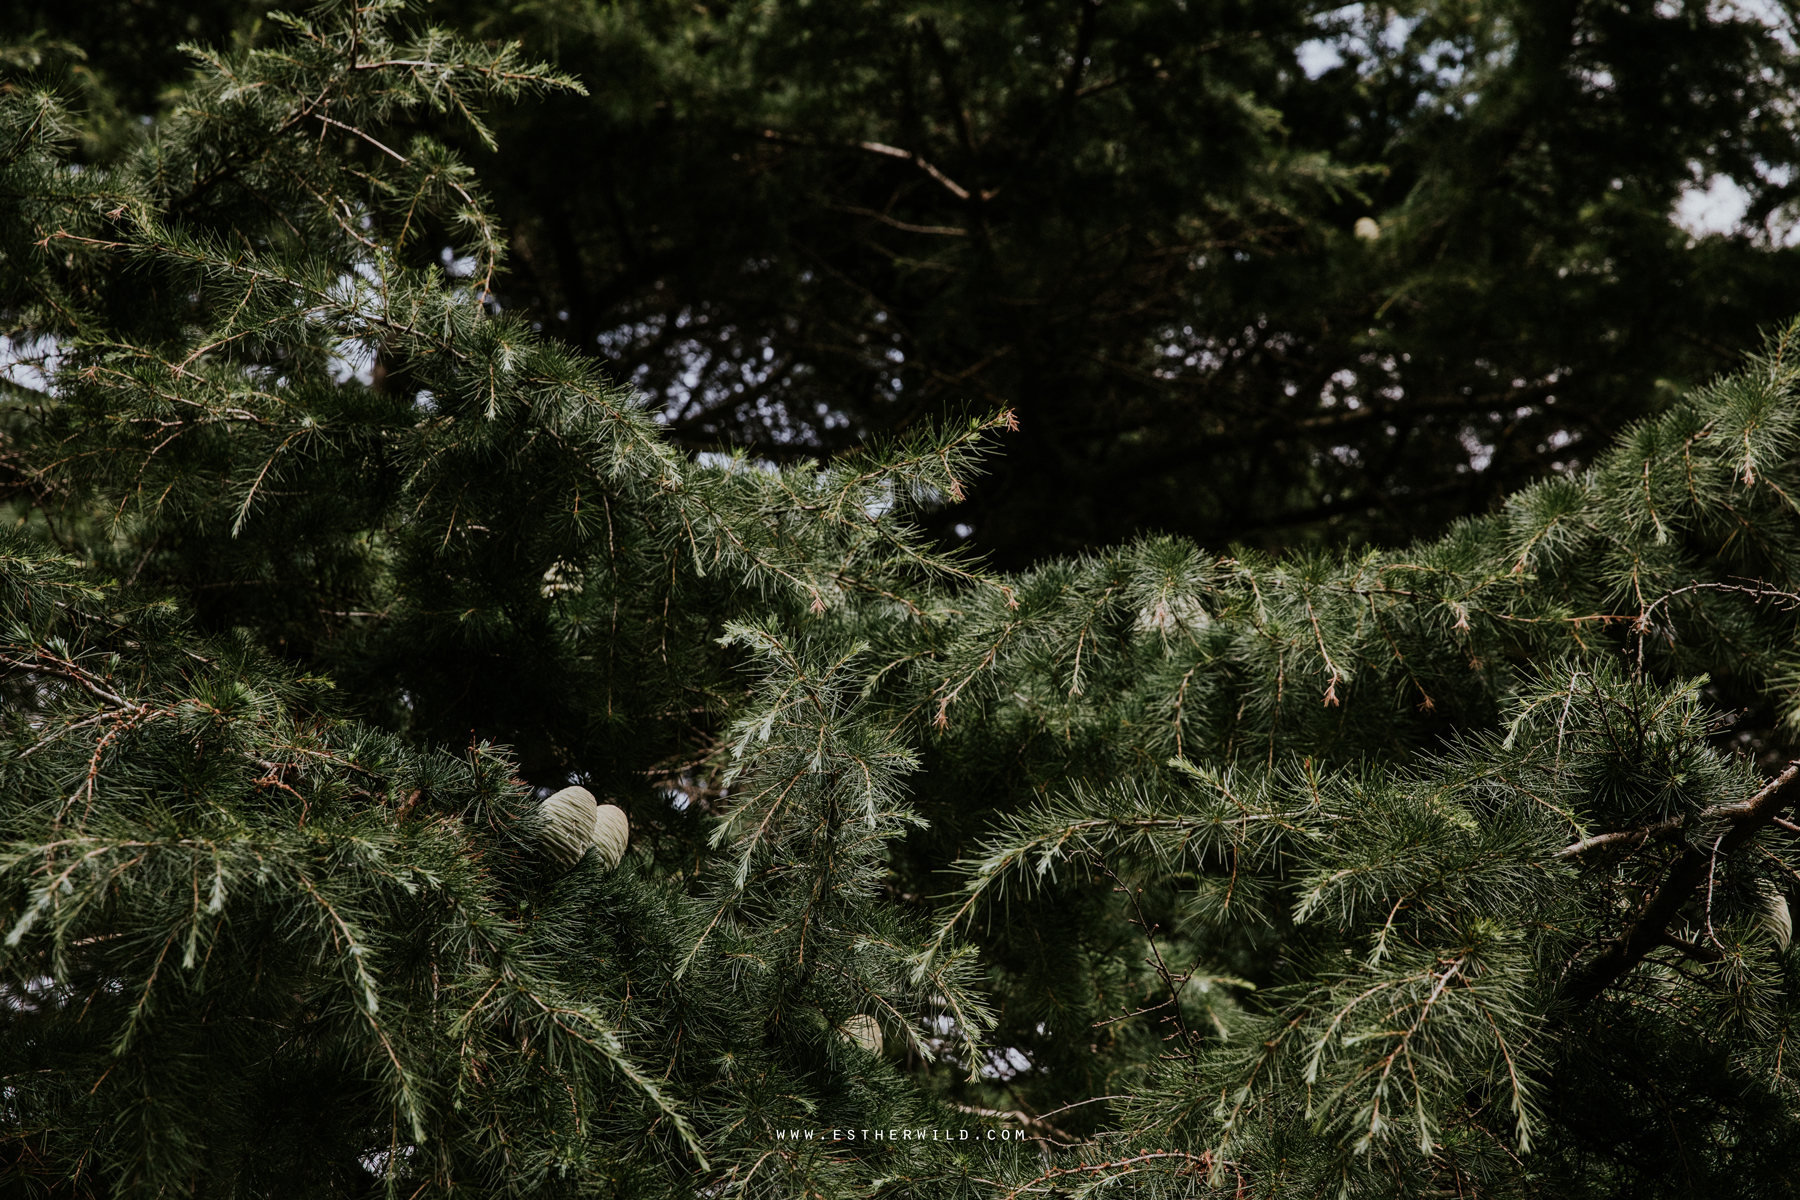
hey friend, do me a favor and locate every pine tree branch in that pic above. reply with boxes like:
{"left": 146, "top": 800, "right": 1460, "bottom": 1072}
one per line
{"left": 991, "top": 1150, "right": 1222, "bottom": 1198}
{"left": 1561, "top": 761, "right": 1800, "bottom": 1008}
{"left": 1657, "top": 932, "right": 1725, "bottom": 964}
{"left": 946, "top": 1100, "right": 1079, "bottom": 1144}
{"left": 1553, "top": 815, "right": 1684, "bottom": 861}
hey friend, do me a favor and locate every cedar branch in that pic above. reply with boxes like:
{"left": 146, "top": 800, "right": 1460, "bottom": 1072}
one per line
{"left": 1561, "top": 761, "right": 1800, "bottom": 1008}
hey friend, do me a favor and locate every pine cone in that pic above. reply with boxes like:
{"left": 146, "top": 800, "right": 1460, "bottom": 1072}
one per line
{"left": 592, "top": 804, "right": 630, "bottom": 870}
{"left": 1763, "top": 888, "right": 1792, "bottom": 952}
{"left": 839, "top": 1014, "right": 882, "bottom": 1055}
{"left": 539, "top": 786, "right": 598, "bottom": 868}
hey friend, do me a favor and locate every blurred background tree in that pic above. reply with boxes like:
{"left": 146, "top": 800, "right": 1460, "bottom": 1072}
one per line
{"left": 15, "top": 0, "right": 1797, "bottom": 565}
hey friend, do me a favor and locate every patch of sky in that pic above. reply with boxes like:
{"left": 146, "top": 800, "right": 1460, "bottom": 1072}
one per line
{"left": 1458, "top": 427, "right": 1495, "bottom": 473}
{"left": 1675, "top": 173, "right": 1751, "bottom": 238}
{"left": 439, "top": 245, "right": 477, "bottom": 278}
{"left": 329, "top": 336, "right": 378, "bottom": 386}
{"left": 1717, "top": 0, "right": 1799, "bottom": 53}
{"left": 1295, "top": 4, "right": 1422, "bottom": 80}
{"left": 979, "top": 1046, "right": 1033, "bottom": 1081}
{"left": 597, "top": 303, "right": 859, "bottom": 448}
{"left": 1295, "top": 38, "right": 1344, "bottom": 78}
{"left": 695, "top": 450, "right": 780, "bottom": 474}
{"left": 1672, "top": 160, "right": 1800, "bottom": 245}
{"left": 0, "top": 334, "right": 59, "bottom": 394}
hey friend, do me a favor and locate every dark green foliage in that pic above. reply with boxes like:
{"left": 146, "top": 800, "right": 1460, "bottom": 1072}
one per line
{"left": 0, "top": 9, "right": 998, "bottom": 1195}
{"left": 388, "top": 0, "right": 1800, "bottom": 562}
{"left": 12, "top": 0, "right": 1800, "bottom": 563}
{"left": 9, "top": 4, "right": 1800, "bottom": 1198}
{"left": 0, "top": 541, "right": 706, "bottom": 1193}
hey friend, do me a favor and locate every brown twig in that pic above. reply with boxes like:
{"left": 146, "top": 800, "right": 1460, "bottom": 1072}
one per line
{"left": 1562, "top": 761, "right": 1800, "bottom": 1008}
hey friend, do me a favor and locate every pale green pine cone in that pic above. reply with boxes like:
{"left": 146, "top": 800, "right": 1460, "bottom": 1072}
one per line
{"left": 539, "top": 786, "right": 598, "bottom": 869}
{"left": 838, "top": 1014, "right": 882, "bottom": 1056}
{"left": 592, "top": 804, "right": 630, "bottom": 870}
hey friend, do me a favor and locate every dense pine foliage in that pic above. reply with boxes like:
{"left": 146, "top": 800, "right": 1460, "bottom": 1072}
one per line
{"left": 8, "top": 5, "right": 1800, "bottom": 1198}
